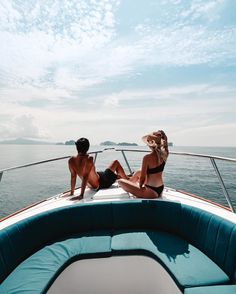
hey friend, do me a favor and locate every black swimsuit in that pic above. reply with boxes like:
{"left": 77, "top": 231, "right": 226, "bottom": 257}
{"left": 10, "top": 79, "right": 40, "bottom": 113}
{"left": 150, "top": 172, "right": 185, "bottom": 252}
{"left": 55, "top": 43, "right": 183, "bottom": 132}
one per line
{"left": 145, "top": 184, "right": 164, "bottom": 196}
{"left": 147, "top": 161, "right": 165, "bottom": 174}
{"left": 145, "top": 161, "right": 165, "bottom": 196}
{"left": 97, "top": 169, "right": 117, "bottom": 189}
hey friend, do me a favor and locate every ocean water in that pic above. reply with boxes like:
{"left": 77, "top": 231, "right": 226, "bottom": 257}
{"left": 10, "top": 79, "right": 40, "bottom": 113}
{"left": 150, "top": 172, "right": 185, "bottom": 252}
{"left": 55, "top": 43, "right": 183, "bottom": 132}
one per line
{"left": 0, "top": 145, "right": 236, "bottom": 218}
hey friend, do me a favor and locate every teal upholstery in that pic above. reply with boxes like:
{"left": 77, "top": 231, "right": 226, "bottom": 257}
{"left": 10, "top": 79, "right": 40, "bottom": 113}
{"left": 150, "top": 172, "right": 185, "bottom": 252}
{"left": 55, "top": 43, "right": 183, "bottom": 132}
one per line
{"left": 179, "top": 205, "right": 236, "bottom": 281}
{"left": 111, "top": 231, "right": 229, "bottom": 289}
{"left": 0, "top": 232, "right": 111, "bottom": 294}
{"left": 112, "top": 200, "right": 182, "bottom": 233}
{"left": 184, "top": 285, "right": 236, "bottom": 294}
{"left": 0, "top": 202, "right": 112, "bottom": 284}
{"left": 0, "top": 200, "right": 236, "bottom": 293}
{"left": 112, "top": 201, "right": 236, "bottom": 282}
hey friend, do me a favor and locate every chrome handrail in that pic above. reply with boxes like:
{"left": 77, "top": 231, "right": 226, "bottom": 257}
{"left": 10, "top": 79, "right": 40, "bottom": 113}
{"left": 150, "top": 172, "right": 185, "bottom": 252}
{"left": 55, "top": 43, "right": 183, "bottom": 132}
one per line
{"left": 170, "top": 151, "right": 236, "bottom": 163}
{"left": 0, "top": 150, "right": 103, "bottom": 182}
{"left": 0, "top": 148, "right": 235, "bottom": 212}
{"left": 115, "top": 148, "right": 236, "bottom": 163}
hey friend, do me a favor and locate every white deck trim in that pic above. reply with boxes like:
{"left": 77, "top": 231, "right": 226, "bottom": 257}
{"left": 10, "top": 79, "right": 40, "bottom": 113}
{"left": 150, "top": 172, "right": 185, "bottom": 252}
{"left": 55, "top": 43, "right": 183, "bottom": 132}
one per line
{"left": 1, "top": 183, "right": 236, "bottom": 230}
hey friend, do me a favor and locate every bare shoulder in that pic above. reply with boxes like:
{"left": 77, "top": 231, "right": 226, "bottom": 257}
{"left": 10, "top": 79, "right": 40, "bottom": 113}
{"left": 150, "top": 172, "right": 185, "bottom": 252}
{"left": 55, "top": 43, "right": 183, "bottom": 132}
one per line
{"left": 142, "top": 153, "right": 151, "bottom": 164}
{"left": 143, "top": 153, "right": 153, "bottom": 161}
{"left": 143, "top": 153, "right": 150, "bottom": 160}
{"left": 68, "top": 156, "right": 76, "bottom": 164}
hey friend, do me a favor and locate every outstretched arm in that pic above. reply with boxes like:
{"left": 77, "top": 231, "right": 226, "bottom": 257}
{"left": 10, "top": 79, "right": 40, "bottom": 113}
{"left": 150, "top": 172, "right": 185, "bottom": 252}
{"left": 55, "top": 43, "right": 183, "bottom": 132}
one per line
{"left": 139, "top": 156, "right": 148, "bottom": 188}
{"left": 79, "top": 157, "right": 94, "bottom": 198}
{"left": 68, "top": 159, "right": 77, "bottom": 196}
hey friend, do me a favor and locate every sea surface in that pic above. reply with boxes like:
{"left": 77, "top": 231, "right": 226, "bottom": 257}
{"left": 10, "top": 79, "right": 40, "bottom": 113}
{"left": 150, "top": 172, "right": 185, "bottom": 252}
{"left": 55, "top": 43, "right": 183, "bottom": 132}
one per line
{"left": 0, "top": 145, "right": 236, "bottom": 218}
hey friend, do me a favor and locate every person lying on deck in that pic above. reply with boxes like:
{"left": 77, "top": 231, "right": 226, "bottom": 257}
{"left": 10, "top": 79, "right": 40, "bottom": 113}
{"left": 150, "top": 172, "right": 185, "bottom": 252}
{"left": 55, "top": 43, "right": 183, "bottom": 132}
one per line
{"left": 118, "top": 130, "right": 169, "bottom": 199}
{"left": 68, "top": 137, "right": 129, "bottom": 200}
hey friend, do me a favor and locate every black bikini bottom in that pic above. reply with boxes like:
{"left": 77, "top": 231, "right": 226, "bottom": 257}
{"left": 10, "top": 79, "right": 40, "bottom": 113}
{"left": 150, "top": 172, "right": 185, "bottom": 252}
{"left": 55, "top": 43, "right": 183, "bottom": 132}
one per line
{"left": 97, "top": 169, "right": 117, "bottom": 189}
{"left": 145, "top": 184, "right": 164, "bottom": 197}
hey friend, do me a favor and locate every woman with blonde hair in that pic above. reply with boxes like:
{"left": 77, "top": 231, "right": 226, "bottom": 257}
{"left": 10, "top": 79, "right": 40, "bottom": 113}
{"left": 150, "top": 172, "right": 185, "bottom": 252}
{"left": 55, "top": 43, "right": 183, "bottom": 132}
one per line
{"left": 118, "top": 130, "right": 169, "bottom": 198}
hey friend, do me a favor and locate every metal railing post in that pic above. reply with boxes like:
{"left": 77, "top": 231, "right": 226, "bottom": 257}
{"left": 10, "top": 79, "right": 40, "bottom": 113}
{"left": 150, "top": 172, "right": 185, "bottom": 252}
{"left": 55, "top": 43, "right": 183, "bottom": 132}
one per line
{"left": 93, "top": 152, "right": 98, "bottom": 164}
{"left": 210, "top": 158, "right": 235, "bottom": 213}
{"left": 121, "top": 150, "right": 132, "bottom": 174}
{"left": 0, "top": 172, "right": 3, "bottom": 183}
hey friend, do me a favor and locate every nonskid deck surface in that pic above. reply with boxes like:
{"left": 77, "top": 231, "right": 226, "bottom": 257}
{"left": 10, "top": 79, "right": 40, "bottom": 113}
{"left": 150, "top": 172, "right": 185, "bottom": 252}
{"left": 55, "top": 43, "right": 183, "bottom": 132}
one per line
{"left": 1, "top": 181, "right": 236, "bottom": 230}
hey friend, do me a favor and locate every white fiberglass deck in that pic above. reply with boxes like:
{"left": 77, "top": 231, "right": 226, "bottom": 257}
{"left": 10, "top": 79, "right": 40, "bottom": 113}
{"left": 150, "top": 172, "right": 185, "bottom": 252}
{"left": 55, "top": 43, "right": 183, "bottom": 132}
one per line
{"left": 1, "top": 182, "right": 236, "bottom": 230}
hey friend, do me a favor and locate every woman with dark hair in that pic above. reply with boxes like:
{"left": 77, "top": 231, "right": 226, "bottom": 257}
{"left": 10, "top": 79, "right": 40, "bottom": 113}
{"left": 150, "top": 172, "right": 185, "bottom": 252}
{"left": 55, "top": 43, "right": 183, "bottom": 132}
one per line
{"left": 68, "top": 137, "right": 129, "bottom": 200}
{"left": 118, "top": 130, "right": 169, "bottom": 198}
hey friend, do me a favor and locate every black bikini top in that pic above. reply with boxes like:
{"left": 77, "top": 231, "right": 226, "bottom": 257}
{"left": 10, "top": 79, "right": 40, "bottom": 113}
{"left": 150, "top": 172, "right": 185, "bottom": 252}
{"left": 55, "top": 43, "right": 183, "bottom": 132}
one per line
{"left": 147, "top": 161, "right": 166, "bottom": 174}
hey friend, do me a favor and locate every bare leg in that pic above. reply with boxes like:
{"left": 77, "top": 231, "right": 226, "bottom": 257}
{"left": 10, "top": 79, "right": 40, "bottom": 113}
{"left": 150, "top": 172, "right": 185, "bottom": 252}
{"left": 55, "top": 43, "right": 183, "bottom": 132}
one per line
{"left": 129, "top": 170, "right": 141, "bottom": 183}
{"left": 108, "top": 160, "right": 129, "bottom": 179}
{"left": 118, "top": 179, "right": 158, "bottom": 199}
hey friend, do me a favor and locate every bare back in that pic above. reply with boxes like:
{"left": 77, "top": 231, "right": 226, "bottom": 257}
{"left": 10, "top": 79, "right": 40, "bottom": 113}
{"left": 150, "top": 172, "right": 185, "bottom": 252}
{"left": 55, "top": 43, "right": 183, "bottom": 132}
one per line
{"left": 68, "top": 155, "right": 99, "bottom": 189}
{"left": 142, "top": 152, "right": 166, "bottom": 187}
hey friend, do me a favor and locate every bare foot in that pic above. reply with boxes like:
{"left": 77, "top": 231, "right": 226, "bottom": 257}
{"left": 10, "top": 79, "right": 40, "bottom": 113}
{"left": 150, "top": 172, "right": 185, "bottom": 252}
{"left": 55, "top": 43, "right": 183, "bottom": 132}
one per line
{"left": 61, "top": 191, "right": 73, "bottom": 198}
{"left": 70, "top": 195, "right": 83, "bottom": 201}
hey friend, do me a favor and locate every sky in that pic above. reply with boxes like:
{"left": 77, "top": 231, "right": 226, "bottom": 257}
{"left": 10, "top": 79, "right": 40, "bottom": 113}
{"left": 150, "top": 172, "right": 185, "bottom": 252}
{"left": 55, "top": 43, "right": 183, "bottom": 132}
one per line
{"left": 0, "top": 0, "right": 236, "bottom": 146}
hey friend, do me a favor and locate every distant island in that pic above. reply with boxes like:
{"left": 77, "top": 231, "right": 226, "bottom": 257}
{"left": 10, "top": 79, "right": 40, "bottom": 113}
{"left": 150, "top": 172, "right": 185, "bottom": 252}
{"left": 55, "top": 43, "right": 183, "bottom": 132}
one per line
{"left": 0, "top": 138, "right": 73, "bottom": 145}
{"left": 100, "top": 141, "right": 138, "bottom": 146}
{"left": 0, "top": 138, "right": 173, "bottom": 147}
{"left": 64, "top": 140, "right": 75, "bottom": 145}
{"left": 100, "top": 141, "right": 173, "bottom": 147}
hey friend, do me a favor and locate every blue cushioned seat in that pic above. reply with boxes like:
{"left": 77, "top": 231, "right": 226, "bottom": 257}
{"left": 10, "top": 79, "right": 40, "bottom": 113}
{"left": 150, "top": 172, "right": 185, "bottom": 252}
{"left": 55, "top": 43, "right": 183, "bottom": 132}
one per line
{"left": 0, "top": 202, "right": 113, "bottom": 284}
{"left": 0, "top": 232, "right": 111, "bottom": 293}
{"left": 179, "top": 205, "right": 236, "bottom": 282}
{"left": 184, "top": 285, "right": 236, "bottom": 294}
{"left": 111, "top": 230, "right": 229, "bottom": 290}
{"left": 112, "top": 201, "right": 236, "bottom": 283}
{"left": 1, "top": 200, "right": 236, "bottom": 293}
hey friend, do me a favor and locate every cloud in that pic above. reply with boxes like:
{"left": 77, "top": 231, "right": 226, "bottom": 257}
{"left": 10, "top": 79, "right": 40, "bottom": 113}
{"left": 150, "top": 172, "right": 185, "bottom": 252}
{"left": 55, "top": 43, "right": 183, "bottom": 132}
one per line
{"left": 0, "top": 114, "right": 49, "bottom": 139}
{"left": 172, "top": 123, "right": 236, "bottom": 147}
{"left": 1, "top": 0, "right": 235, "bottom": 95}
{"left": 134, "top": 25, "right": 236, "bottom": 67}
{"left": 0, "top": 85, "right": 71, "bottom": 104}
{"left": 0, "top": 0, "right": 118, "bottom": 89}
{"left": 2, "top": 82, "right": 234, "bottom": 122}
{"left": 103, "top": 95, "right": 119, "bottom": 107}
{"left": 94, "top": 83, "right": 236, "bottom": 107}
{"left": 0, "top": 0, "right": 118, "bottom": 37}
{"left": 180, "top": 0, "right": 225, "bottom": 22}
{"left": 0, "top": 1, "right": 235, "bottom": 146}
